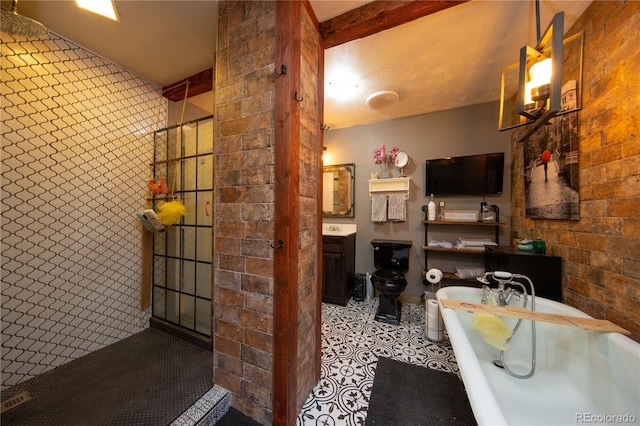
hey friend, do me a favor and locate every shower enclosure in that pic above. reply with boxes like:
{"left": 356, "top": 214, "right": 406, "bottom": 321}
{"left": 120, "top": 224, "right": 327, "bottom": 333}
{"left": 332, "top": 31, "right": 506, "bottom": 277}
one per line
{"left": 151, "top": 116, "right": 213, "bottom": 337}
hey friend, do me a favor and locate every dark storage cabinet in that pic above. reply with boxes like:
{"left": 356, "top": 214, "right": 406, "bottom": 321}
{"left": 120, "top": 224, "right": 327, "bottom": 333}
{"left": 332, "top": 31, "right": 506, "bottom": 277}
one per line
{"left": 322, "top": 234, "right": 356, "bottom": 305}
{"left": 485, "top": 246, "right": 562, "bottom": 301}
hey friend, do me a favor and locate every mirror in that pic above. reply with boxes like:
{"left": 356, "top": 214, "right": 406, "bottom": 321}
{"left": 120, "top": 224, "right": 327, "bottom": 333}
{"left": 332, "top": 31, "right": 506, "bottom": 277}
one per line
{"left": 322, "top": 163, "right": 355, "bottom": 218}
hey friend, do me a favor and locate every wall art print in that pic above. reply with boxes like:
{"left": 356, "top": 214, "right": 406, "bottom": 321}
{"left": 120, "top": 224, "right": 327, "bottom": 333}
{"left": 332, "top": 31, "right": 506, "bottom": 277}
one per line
{"left": 524, "top": 80, "right": 580, "bottom": 220}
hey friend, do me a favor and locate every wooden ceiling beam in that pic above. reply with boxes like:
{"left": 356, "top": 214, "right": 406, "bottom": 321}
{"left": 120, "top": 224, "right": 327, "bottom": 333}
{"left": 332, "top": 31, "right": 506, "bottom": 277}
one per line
{"left": 320, "top": 0, "right": 469, "bottom": 49}
{"left": 162, "top": 67, "right": 213, "bottom": 101}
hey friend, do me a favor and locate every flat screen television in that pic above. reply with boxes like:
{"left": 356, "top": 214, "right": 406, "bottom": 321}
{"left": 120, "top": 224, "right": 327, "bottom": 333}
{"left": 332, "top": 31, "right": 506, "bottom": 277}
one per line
{"left": 425, "top": 152, "right": 504, "bottom": 196}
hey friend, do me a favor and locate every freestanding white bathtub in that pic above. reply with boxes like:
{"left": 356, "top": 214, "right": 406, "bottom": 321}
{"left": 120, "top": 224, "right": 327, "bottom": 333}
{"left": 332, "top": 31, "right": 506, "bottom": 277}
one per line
{"left": 437, "top": 286, "right": 639, "bottom": 426}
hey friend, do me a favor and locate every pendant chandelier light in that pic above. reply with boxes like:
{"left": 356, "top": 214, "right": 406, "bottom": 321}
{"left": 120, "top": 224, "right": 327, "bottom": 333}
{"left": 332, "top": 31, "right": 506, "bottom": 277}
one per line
{"left": 498, "top": 0, "right": 584, "bottom": 142}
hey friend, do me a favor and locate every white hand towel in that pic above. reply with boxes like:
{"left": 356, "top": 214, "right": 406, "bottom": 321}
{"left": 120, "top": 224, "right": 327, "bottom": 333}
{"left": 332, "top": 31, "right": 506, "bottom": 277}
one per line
{"left": 371, "top": 194, "right": 387, "bottom": 222}
{"left": 456, "top": 238, "right": 497, "bottom": 247}
{"left": 387, "top": 193, "right": 406, "bottom": 221}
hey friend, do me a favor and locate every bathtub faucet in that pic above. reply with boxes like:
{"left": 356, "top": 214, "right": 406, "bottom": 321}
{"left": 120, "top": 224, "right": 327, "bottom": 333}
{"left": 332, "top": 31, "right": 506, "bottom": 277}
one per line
{"left": 476, "top": 270, "right": 537, "bottom": 379}
{"left": 478, "top": 271, "right": 528, "bottom": 307}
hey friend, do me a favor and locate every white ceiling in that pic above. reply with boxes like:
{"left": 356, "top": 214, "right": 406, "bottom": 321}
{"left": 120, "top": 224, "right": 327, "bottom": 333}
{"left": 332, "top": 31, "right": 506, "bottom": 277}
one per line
{"left": 5, "top": 0, "right": 592, "bottom": 129}
{"left": 323, "top": 0, "right": 591, "bottom": 129}
{"left": 9, "top": 0, "right": 219, "bottom": 87}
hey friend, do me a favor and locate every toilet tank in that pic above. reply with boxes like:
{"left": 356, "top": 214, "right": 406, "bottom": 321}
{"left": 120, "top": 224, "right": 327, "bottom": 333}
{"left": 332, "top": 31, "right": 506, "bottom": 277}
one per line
{"left": 371, "top": 239, "right": 412, "bottom": 271}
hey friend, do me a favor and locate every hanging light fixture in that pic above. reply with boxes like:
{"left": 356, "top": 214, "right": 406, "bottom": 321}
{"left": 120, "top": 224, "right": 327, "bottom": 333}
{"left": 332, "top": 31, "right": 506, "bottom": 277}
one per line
{"left": 0, "top": 0, "right": 48, "bottom": 38}
{"left": 517, "top": 9, "right": 563, "bottom": 133}
{"left": 498, "top": 0, "right": 584, "bottom": 142}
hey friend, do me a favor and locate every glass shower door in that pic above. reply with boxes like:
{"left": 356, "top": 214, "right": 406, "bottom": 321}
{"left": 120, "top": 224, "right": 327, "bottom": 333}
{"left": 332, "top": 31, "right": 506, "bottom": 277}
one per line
{"left": 151, "top": 116, "right": 213, "bottom": 337}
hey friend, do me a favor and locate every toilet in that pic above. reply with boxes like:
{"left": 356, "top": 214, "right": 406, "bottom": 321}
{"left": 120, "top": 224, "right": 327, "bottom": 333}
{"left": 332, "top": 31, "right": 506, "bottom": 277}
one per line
{"left": 371, "top": 239, "right": 413, "bottom": 324}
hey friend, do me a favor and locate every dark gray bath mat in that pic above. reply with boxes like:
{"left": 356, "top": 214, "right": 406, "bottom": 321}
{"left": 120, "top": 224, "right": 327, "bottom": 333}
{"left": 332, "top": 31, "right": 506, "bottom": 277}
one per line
{"left": 1, "top": 328, "right": 213, "bottom": 425}
{"left": 216, "top": 407, "right": 262, "bottom": 425}
{"left": 365, "top": 356, "right": 475, "bottom": 425}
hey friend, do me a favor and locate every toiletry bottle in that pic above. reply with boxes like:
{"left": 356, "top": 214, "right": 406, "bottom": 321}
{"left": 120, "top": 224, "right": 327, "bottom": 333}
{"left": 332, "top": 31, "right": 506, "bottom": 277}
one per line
{"left": 427, "top": 194, "right": 436, "bottom": 221}
{"left": 438, "top": 201, "right": 445, "bottom": 221}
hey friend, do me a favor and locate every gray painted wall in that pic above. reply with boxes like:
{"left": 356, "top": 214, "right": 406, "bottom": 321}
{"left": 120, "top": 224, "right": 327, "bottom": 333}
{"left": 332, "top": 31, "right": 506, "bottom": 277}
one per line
{"left": 323, "top": 101, "right": 512, "bottom": 300}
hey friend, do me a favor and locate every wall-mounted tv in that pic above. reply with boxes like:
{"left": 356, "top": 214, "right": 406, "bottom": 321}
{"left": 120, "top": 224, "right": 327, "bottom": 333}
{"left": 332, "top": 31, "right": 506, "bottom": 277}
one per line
{"left": 425, "top": 152, "right": 504, "bottom": 196}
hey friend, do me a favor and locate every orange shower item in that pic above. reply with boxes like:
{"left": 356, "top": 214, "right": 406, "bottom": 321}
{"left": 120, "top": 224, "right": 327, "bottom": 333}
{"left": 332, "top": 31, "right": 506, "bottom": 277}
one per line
{"left": 148, "top": 176, "right": 168, "bottom": 194}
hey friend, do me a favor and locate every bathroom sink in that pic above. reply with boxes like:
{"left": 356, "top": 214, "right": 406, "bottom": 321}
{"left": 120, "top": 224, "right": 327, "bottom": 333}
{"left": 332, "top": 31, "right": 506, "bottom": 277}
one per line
{"left": 322, "top": 223, "right": 357, "bottom": 236}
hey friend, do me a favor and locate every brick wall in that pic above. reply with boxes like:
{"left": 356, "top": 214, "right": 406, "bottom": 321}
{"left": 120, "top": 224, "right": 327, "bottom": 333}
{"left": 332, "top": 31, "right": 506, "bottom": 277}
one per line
{"left": 214, "top": 1, "right": 277, "bottom": 423}
{"left": 511, "top": 1, "right": 640, "bottom": 340}
{"left": 214, "top": 1, "right": 321, "bottom": 423}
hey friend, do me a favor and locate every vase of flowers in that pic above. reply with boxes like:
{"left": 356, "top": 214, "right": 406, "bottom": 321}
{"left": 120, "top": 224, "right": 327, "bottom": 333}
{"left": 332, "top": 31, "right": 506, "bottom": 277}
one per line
{"left": 373, "top": 145, "right": 400, "bottom": 178}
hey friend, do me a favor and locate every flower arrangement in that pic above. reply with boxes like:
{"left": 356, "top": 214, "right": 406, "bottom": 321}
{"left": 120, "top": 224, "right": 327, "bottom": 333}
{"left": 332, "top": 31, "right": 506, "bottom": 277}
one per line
{"left": 390, "top": 146, "right": 400, "bottom": 163}
{"left": 373, "top": 144, "right": 400, "bottom": 171}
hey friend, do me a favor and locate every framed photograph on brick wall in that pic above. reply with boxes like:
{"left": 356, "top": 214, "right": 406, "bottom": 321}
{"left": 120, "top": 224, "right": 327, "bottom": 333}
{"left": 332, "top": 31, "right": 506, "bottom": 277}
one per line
{"left": 523, "top": 81, "right": 580, "bottom": 220}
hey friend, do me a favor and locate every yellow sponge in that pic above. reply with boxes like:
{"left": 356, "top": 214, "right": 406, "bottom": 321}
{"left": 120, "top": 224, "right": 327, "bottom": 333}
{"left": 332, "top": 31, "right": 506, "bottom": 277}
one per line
{"left": 472, "top": 312, "right": 512, "bottom": 351}
{"left": 156, "top": 200, "right": 187, "bottom": 226}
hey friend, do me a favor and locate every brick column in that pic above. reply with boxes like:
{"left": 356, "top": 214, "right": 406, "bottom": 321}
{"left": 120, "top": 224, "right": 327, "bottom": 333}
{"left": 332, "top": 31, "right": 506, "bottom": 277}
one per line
{"left": 214, "top": 1, "right": 322, "bottom": 423}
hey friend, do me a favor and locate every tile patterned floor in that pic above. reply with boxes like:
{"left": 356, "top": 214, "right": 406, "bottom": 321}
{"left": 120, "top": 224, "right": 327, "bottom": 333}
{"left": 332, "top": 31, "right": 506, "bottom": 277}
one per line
{"left": 297, "top": 298, "right": 459, "bottom": 426}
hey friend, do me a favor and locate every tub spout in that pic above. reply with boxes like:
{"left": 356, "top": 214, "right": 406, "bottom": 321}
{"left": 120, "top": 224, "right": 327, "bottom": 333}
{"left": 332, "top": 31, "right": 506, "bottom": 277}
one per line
{"left": 476, "top": 272, "right": 491, "bottom": 285}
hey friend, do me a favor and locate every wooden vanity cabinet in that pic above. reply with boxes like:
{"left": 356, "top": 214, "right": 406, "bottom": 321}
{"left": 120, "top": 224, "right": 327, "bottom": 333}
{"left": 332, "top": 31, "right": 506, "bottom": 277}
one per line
{"left": 322, "top": 234, "right": 356, "bottom": 305}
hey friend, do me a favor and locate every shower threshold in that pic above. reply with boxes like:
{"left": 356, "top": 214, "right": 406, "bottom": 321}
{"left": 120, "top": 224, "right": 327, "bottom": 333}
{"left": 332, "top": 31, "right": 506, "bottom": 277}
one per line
{"left": 150, "top": 316, "right": 212, "bottom": 351}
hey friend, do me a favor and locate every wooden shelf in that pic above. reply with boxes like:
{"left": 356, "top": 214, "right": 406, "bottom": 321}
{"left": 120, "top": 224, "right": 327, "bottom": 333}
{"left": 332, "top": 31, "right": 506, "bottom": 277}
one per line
{"left": 368, "top": 177, "right": 410, "bottom": 193}
{"left": 442, "top": 272, "right": 461, "bottom": 280}
{"left": 149, "top": 158, "right": 180, "bottom": 167}
{"left": 421, "top": 245, "right": 487, "bottom": 254}
{"left": 422, "top": 270, "right": 463, "bottom": 280}
{"left": 422, "top": 220, "right": 506, "bottom": 226}
{"left": 423, "top": 217, "right": 504, "bottom": 288}
{"left": 422, "top": 270, "right": 479, "bottom": 283}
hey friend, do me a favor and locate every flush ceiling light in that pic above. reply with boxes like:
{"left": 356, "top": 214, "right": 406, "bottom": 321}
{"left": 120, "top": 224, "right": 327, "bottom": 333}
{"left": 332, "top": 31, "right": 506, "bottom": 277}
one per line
{"left": 498, "top": 0, "right": 583, "bottom": 142}
{"left": 366, "top": 90, "right": 400, "bottom": 109}
{"left": 325, "top": 65, "right": 361, "bottom": 101}
{"left": 76, "top": 0, "right": 119, "bottom": 22}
